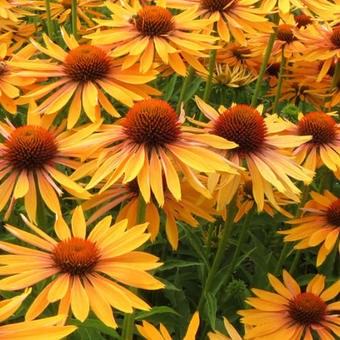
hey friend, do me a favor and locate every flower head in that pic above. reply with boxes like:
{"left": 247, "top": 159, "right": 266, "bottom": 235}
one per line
{"left": 87, "top": 1, "right": 218, "bottom": 75}
{"left": 194, "top": 97, "right": 313, "bottom": 212}
{"left": 86, "top": 98, "right": 239, "bottom": 209}
{"left": 0, "top": 110, "right": 99, "bottom": 222}
{"left": 239, "top": 270, "right": 340, "bottom": 339}
{"left": 0, "top": 206, "right": 164, "bottom": 327}
{"left": 280, "top": 190, "right": 340, "bottom": 266}
{"left": 11, "top": 28, "right": 159, "bottom": 128}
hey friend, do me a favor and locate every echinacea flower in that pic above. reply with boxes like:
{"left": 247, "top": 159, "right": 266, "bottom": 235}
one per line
{"left": 0, "top": 288, "right": 77, "bottom": 340}
{"left": 194, "top": 97, "right": 313, "bottom": 212}
{"left": 0, "top": 206, "right": 164, "bottom": 327}
{"left": 289, "top": 111, "right": 340, "bottom": 173}
{"left": 208, "top": 317, "right": 243, "bottom": 340}
{"left": 137, "top": 311, "right": 199, "bottom": 339}
{"left": 0, "top": 110, "right": 96, "bottom": 222}
{"left": 280, "top": 190, "right": 340, "bottom": 266}
{"left": 11, "top": 28, "right": 159, "bottom": 128}
{"left": 81, "top": 177, "right": 216, "bottom": 249}
{"left": 0, "top": 43, "right": 36, "bottom": 114}
{"left": 87, "top": 0, "right": 218, "bottom": 75}
{"left": 239, "top": 270, "right": 340, "bottom": 339}
{"left": 167, "top": 0, "right": 273, "bottom": 44}
{"left": 86, "top": 98, "right": 239, "bottom": 208}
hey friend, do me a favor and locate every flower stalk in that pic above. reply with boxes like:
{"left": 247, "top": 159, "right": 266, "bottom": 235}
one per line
{"left": 176, "top": 66, "right": 195, "bottom": 113}
{"left": 44, "top": 0, "right": 53, "bottom": 39}
{"left": 272, "top": 46, "right": 286, "bottom": 114}
{"left": 121, "top": 193, "right": 147, "bottom": 340}
{"left": 71, "top": 0, "right": 78, "bottom": 39}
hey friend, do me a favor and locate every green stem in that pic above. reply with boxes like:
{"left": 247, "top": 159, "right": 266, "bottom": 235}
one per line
{"left": 272, "top": 46, "right": 286, "bottom": 115}
{"left": 72, "top": 0, "right": 78, "bottom": 38}
{"left": 44, "top": 0, "right": 53, "bottom": 39}
{"left": 176, "top": 66, "right": 194, "bottom": 113}
{"left": 218, "top": 207, "right": 254, "bottom": 289}
{"left": 206, "top": 223, "right": 214, "bottom": 253}
{"left": 251, "top": 13, "right": 279, "bottom": 107}
{"left": 197, "top": 195, "right": 237, "bottom": 312}
{"left": 202, "top": 49, "right": 217, "bottom": 102}
{"left": 289, "top": 250, "right": 300, "bottom": 275}
{"left": 121, "top": 193, "right": 146, "bottom": 340}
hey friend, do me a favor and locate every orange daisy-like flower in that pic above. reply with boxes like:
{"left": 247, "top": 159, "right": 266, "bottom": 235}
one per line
{"left": 194, "top": 97, "right": 313, "bottom": 212}
{"left": 0, "top": 206, "right": 164, "bottom": 327}
{"left": 280, "top": 190, "right": 340, "bottom": 266}
{"left": 86, "top": 98, "right": 239, "bottom": 208}
{"left": 0, "top": 43, "right": 36, "bottom": 114}
{"left": 208, "top": 317, "right": 243, "bottom": 340}
{"left": 167, "top": 0, "right": 273, "bottom": 44}
{"left": 81, "top": 177, "right": 216, "bottom": 249}
{"left": 0, "top": 110, "right": 96, "bottom": 222}
{"left": 288, "top": 111, "right": 340, "bottom": 173}
{"left": 10, "top": 28, "right": 159, "bottom": 128}
{"left": 0, "top": 288, "right": 77, "bottom": 339}
{"left": 294, "top": 23, "right": 340, "bottom": 82}
{"left": 87, "top": 1, "right": 218, "bottom": 76}
{"left": 239, "top": 270, "right": 340, "bottom": 339}
{"left": 137, "top": 311, "right": 199, "bottom": 340}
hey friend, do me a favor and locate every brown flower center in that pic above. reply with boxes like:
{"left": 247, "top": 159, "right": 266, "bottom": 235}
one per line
{"left": 123, "top": 99, "right": 181, "bottom": 147}
{"left": 326, "top": 199, "right": 340, "bottom": 227}
{"left": 61, "top": 0, "right": 72, "bottom": 8}
{"left": 331, "top": 27, "right": 340, "bottom": 48}
{"left": 4, "top": 125, "right": 58, "bottom": 171}
{"left": 232, "top": 46, "right": 251, "bottom": 60}
{"left": 52, "top": 237, "right": 100, "bottom": 276}
{"left": 276, "top": 24, "right": 296, "bottom": 43}
{"left": 294, "top": 14, "right": 312, "bottom": 28}
{"left": 267, "top": 63, "right": 281, "bottom": 77}
{"left": 212, "top": 105, "right": 267, "bottom": 154}
{"left": 63, "top": 44, "right": 112, "bottom": 83}
{"left": 288, "top": 292, "right": 327, "bottom": 326}
{"left": 135, "top": 6, "right": 174, "bottom": 37}
{"left": 0, "top": 60, "right": 6, "bottom": 77}
{"left": 297, "top": 111, "right": 337, "bottom": 145}
{"left": 200, "top": 0, "right": 237, "bottom": 12}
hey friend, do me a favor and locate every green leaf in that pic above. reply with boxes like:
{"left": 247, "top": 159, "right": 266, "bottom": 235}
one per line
{"left": 183, "top": 77, "right": 203, "bottom": 103}
{"left": 163, "top": 74, "right": 178, "bottom": 101}
{"left": 157, "top": 260, "right": 203, "bottom": 272}
{"left": 204, "top": 292, "right": 217, "bottom": 330}
{"left": 135, "top": 306, "right": 180, "bottom": 321}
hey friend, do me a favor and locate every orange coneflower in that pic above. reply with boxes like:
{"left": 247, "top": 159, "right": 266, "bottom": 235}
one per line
{"left": 294, "top": 23, "right": 340, "bottom": 82}
{"left": 86, "top": 98, "right": 239, "bottom": 209}
{"left": 0, "top": 110, "right": 97, "bottom": 222}
{"left": 288, "top": 111, "right": 340, "bottom": 173}
{"left": 239, "top": 270, "right": 340, "bottom": 339}
{"left": 137, "top": 311, "right": 199, "bottom": 340}
{"left": 0, "top": 43, "right": 36, "bottom": 114}
{"left": 167, "top": 0, "right": 273, "bottom": 44}
{"left": 280, "top": 190, "right": 340, "bottom": 266}
{"left": 0, "top": 206, "right": 164, "bottom": 327}
{"left": 208, "top": 317, "right": 243, "bottom": 340}
{"left": 267, "top": 78, "right": 329, "bottom": 109}
{"left": 10, "top": 28, "right": 159, "bottom": 128}
{"left": 0, "top": 288, "right": 77, "bottom": 339}
{"left": 81, "top": 177, "right": 216, "bottom": 249}
{"left": 193, "top": 97, "right": 313, "bottom": 212}
{"left": 86, "top": 1, "right": 218, "bottom": 76}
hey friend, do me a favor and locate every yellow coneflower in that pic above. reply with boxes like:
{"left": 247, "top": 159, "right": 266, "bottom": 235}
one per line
{"left": 280, "top": 190, "right": 340, "bottom": 266}
{"left": 10, "top": 28, "right": 159, "bottom": 128}
{"left": 239, "top": 270, "right": 340, "bottom": 339}
{"left": 86, "top": 0, "right": 218, "bottom": 76}
{"left": 0, "top": 109, "right": 97, "bottom": 222}
{"left": 86, "top": 98, "right": 239, "bottom": 209}
{"left": 0, "top": 206, "right": 164, "bottom": 327}
{"left": 193, "top": 97, "right": 313, "bottom": 212}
